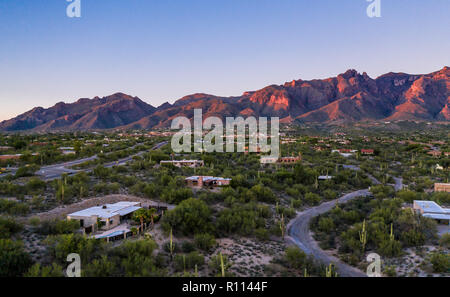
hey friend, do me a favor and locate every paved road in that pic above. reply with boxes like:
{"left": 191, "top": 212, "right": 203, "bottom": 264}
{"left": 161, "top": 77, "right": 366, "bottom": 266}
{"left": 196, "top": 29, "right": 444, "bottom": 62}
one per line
{"left": 36, "top": 155, "right": 98, "bottom": 180}
{"left": 287, "top": 189, "right": 371, "bottom": 277}
{"left": 0, "top": 167, "right": 18, "bottom": 179}
{"left": 287, "top": 174, "right": 403, "bottom": 277}
{"left": 36, "top": 141, "right": 168, "bottom": 181}
{"left": 392, "top": 177, "right": 404, "bottom": 191}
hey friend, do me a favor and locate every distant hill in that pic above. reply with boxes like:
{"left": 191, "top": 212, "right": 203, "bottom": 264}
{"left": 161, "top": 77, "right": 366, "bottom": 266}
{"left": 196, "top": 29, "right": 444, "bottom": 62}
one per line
{"left": 1, "top": 67, "right": 448, "bottom": 132}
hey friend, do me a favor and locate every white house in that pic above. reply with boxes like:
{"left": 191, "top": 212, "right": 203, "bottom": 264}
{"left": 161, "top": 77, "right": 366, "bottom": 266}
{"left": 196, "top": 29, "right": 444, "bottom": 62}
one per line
{"left": 67, "top": 201, "right": 142, "bottom": 234}
{"left": 413, "top": 200, "right": 450, "bottom": 225}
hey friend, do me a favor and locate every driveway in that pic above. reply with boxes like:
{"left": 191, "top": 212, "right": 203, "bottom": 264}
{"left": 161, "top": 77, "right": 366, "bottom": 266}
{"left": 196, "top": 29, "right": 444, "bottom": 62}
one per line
{"left": 287, "top": 174, "right": 405, "bottom": 277}
{"left": 287, "top": 189, "right": 371, "bottom": 277}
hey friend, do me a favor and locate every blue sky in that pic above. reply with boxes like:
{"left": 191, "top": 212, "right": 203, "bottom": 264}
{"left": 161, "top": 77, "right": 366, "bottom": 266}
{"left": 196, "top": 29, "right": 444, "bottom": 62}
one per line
{"left": 0, "top": 0, "right": 449, "bottom": 120}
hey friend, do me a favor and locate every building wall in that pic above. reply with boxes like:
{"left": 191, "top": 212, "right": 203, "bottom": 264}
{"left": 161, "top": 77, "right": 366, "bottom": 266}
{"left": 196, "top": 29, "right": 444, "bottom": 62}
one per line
{"left": 412, "top": 201, "right": 425, "bottom": 214}
{"left": 105, "top": 214, "right": 120, "bottom": 230}
{"left": 435, "top": 183, "right": 450, "bottom": 193}
{"left": 0, "top": 155, "right": 21, "bottom": 160}
{"left": 67, "top": 215, "right": 98, "bottom": 229}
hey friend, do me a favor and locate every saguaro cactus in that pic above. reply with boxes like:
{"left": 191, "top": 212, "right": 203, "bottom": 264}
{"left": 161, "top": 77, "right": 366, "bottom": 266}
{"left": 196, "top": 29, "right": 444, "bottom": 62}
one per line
{"left": 219, "top": 252, "right": 225, "bottom": 277}
{"left": 389, "top": 223, "right": 395, "bottom": 241}
{"left": 279, "top": 213, "right": 286, "bottom": 239}
{"left": 359, "top": 219, "right": 368, "bottom": 252}
{"left": 60, "top": 181, "right": 65, "bottom": 202}
{"left": 325, "top": 264, "right": 337, "bottom": 277}
{"left": 169, "top": 228, "right": 175, "bottom": 260}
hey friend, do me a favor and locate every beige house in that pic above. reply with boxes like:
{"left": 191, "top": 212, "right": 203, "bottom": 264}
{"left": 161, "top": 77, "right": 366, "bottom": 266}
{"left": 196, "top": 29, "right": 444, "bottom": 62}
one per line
{"left": 67, "top": 202, "right": 142, "bottom": 234}
{"left": 185, "top": 176, "right": 232, "bottom": 188}
{"left": 260, "top": 154, "right": 302, "bottom": 165}
{"left": 435, "top": 183, "right": 450, "bottom": 193}
{"left": 413, "top": 200, "right": 450, "bottom": 225}
{"left": 278, "top": 155, "right": 302, "bottom": 164}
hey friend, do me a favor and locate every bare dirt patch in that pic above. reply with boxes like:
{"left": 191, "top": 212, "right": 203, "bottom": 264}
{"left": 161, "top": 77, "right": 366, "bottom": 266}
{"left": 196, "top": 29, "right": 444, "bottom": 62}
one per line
{"left": 215, "top": 237, "right": 286, "bottom": 277}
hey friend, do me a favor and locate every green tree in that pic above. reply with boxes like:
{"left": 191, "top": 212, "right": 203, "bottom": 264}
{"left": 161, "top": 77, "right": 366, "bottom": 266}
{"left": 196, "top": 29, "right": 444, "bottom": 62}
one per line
{"left": 83, "top": 255, "right": 116, "bottom": 277}
{"left": 430, "top": 253, "right": 449, "bottom": 273}
{"left": 164, "top": 199, "right": 213, "bottom": 235}
{"left": 194, "top": 233, "right": 216, "bottom": 251}
{"left": 0, "top": 239, "right": 32, "bottom": 277}
{"left": 24, "top": 263, "right": 64, "bottom": 277}
{"left": 133, "top": 208, "right": 151, "bottom": 233}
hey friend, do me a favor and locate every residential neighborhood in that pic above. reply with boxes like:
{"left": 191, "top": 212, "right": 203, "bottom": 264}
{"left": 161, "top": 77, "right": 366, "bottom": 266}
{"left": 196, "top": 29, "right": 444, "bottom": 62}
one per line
{"left": 0, "top": 0, "right": 449, "bottom": 285}
{"left": 1, "top": 124, "right": 448, "bottom": 279}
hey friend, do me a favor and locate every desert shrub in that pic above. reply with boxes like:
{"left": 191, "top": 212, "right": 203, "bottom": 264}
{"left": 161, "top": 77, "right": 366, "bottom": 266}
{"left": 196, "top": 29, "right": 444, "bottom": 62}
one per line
{"left": 163, "top": 199, "right": 213, "bottom": 235}
{"left": 0, "top": 239, "right": 32, "bottom": 277}
{"left": 0, "top": 199, "right": 30, "bottom": 216}
{"left": 430, "top": 253, "right": 450, "bottom": 273}
{"left": 254, "top": 228, "right": 270, "bottom": 241}
{"left": 174, "top": 251, "right": 204, "bottom": 271}
{"left": 439, "top": 233, "right": 450, "bottom": 248}
{"left": 24, "top": 263, "right": 64, "bottom": 277}
{"left": 38, "top": 219, "right": 80, "bottom": 235}
{"left": 181, "top": 241, "right": 196, "bottom": 253}
{"left": 194, "top": 233, "right": 216, "bottom": 251}
{"left": 0, "top": 217, "right": 23, "bottom": 239}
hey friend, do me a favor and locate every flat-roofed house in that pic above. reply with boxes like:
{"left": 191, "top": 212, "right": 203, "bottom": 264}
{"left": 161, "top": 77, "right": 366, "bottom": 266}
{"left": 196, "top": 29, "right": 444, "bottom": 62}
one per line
{"left": 0, "top": 154, "right": 22, "bottom": 160}
{"left": 260, "top": 154, "right": 302, "bottom": 165}
{"left": 435, "top": 183, "right": 450, "bottom": 193}
{"left": 361, "top": 149, "right": 375, "bottom": 155}
{"left": 160, "top": 160, "right": 204, "bottom": 168}
{"left": 331, "top": 149, "right": 356, "bottom": 157}
{"left": 67, "top": 202, "right": 142, "bottom": 234}
{"left": 59, "top": 147, "right": 76, "bottom": 155}
{"left": 260, "top": 157, "right": 279, "bottom": 164}
{"left": 185, "top": 176, "right": 232, "bottom": 188}
{"left": 278, "top": 155, "right": 302, "bottom": 164}
{"left": 318, "top": 175, "right": 333, "bottom": 181}
{"left": 427, "top": 151, "right": 442, "bottom": 157}
{"left": 413, "top": 200, "right": 450, "bottom": 225}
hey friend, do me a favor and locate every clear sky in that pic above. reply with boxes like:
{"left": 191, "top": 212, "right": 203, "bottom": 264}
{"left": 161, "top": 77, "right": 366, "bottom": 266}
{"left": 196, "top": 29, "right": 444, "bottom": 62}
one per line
{"left": 0, "top": 0, "right": 449, "bottom": 121}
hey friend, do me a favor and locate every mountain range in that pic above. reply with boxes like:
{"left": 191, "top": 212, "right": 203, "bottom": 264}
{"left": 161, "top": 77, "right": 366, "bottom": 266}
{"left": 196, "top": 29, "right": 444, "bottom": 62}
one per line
{"left": 1, "top": 67, "right": 449, "bottom": 132}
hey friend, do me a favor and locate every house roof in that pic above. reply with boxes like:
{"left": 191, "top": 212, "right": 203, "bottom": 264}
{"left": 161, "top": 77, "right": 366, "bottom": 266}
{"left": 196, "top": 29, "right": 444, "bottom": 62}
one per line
{"left": 414, "top": 200, "right": 445, "bottom": 213}
{"left": 68, "top": 202, "right": 141, "bottom": 219}
{"left": 185, "top": 176, "right": 232, "bottom": 182}
{"left": 423, "top": 213, "right": 450, "bottom": 220}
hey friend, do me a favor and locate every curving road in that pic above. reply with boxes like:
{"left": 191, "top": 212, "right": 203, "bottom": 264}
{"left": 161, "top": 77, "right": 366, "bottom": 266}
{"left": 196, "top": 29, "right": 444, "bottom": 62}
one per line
{"left": 287, "top": 175, "right": 403, "bottom": 277}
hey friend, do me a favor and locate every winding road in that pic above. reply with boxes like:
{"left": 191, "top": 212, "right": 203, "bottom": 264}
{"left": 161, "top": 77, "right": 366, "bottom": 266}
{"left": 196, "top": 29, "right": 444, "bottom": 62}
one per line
{"left": 287, "top": 189, "right": 371, "bottom": 277}
{"left": 286, "top": 171, "right": 403, "bottom": 277}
